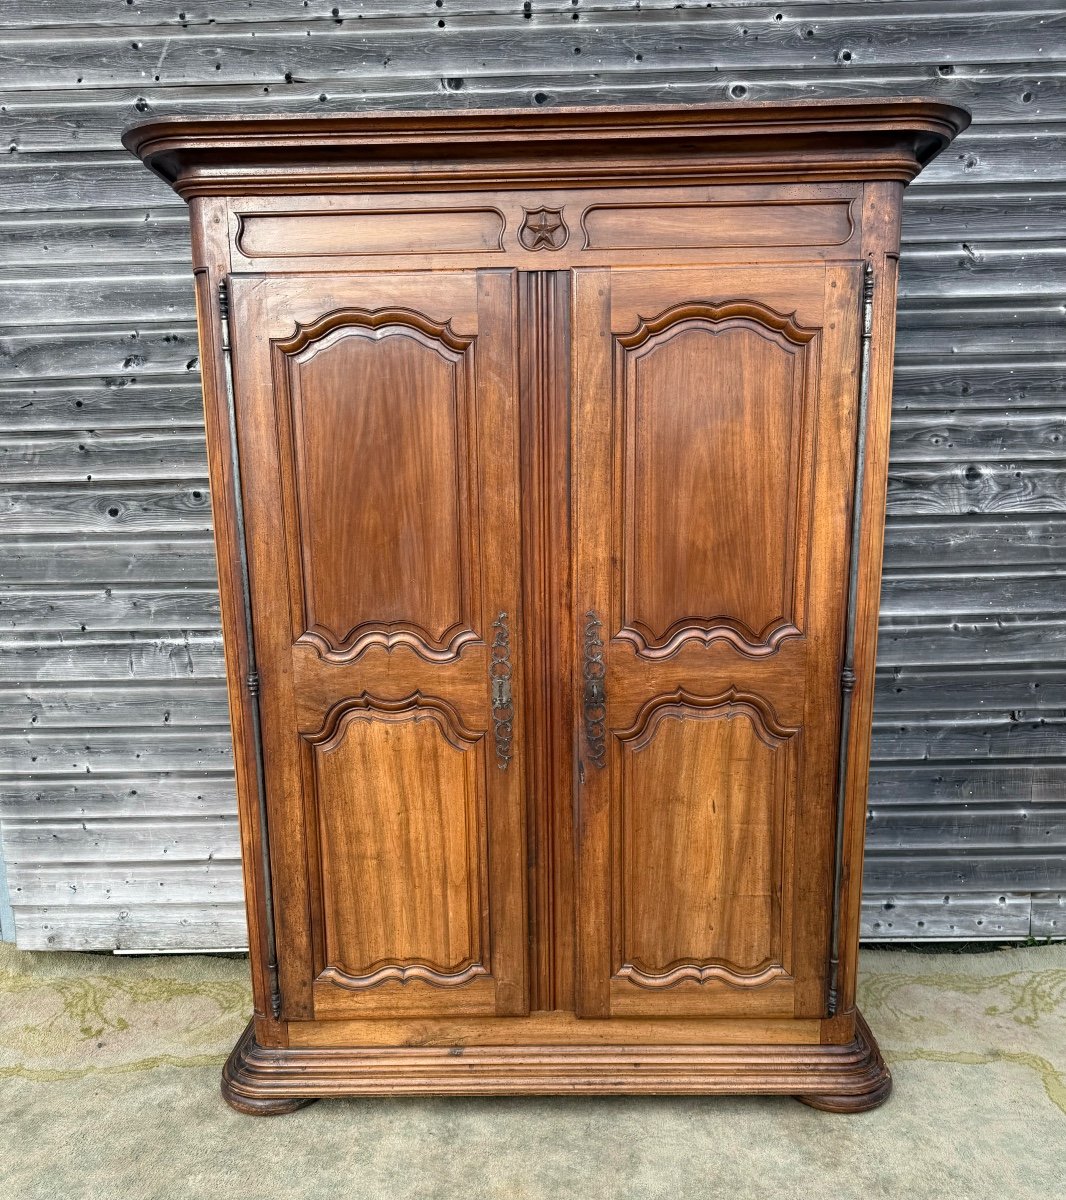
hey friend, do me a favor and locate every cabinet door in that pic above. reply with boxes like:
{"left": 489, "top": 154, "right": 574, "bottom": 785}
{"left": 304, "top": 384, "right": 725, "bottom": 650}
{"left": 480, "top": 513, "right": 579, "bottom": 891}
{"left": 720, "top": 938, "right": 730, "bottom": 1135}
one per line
{"left": 572, "top": 264, "right": 862, "bottom": 1019}
{"left": 229, "top": 271, "right": 528, "bottom": 1020}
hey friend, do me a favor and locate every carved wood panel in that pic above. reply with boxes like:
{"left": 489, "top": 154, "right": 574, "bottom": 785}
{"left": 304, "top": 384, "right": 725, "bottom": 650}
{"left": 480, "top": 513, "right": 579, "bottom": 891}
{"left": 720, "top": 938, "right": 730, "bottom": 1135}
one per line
{"left": 615, "top": 689, "right": 797, "bottom": 991}
{"left": 616, "top": 300, "right": 816, "bottom": 659}
{"left": 230, "top": 271, "right": 528, "bottom": 1021}
{"left": 573, "top": 264, "right": 863, "bottom": 1020}
{"left": 272, "top": 306, "right": 479, "bottom": 663}
{"left": 303, "top": 694, "right": 489, "bottom": 991}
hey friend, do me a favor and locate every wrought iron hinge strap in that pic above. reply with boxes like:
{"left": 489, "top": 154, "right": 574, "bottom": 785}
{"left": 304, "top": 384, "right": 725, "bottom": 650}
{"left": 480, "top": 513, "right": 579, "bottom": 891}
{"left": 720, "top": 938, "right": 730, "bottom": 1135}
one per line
{"left": 489, "top": 612, "right": 515, "bottom": 769}
{"left": 582, "top": 610, "right": 607, "bottom": 769}
{"left": 219, "top": 277, "right": 283, "bottom": 1023}
{"left": 827, "top": 260, "right": 875, "bottom": 1017}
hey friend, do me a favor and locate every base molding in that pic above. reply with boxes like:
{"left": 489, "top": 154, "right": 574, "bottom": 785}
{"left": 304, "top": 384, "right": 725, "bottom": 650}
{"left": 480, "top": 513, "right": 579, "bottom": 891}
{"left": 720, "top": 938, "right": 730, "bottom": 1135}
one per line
{"left": 220, "top": 1010, "right": 891, "bottom": 1114}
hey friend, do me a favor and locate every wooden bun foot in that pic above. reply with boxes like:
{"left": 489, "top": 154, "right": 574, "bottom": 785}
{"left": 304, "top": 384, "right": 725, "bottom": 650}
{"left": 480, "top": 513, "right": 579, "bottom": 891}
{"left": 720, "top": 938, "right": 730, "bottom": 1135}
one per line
{"left": 796, "top": 1066, "right": 892, "bottom": 1113}
{"left": 221, "top": 1085, "right": 317, "bottom": 1116}
{"left": 221, "top": 1022, "right": 317, "bottom": 1116}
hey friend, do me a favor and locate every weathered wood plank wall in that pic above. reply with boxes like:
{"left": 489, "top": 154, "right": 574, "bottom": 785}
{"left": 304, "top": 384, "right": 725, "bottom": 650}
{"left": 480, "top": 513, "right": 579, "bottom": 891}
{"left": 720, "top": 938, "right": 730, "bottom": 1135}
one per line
{"left": 0, "top": 0, "right": 1063, "bottom": 949}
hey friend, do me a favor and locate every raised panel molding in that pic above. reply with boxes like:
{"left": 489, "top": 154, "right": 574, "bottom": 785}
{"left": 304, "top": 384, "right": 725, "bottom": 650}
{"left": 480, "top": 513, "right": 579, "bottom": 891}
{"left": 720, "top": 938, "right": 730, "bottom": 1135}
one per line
{"left": 581, "top": 199, "right": 855, "bottom": 251}
{"left": 616, "top": 685, "right": 798, "bottom": 751}
{"left": 304, "top": 690, "right": 482, "bottom": 751}
{"left": 615, "top": 960, "right": 790, "bottom": 990}
{"left": 274, "top": 305, "right": 474, "bottom": 359}
{"left": 304, "top": 692, "right": 489, "bottom": 991}
{"left": 616, "top": 615, "right": 802, "bottom": 661}
{"left": 236, "top": 208, "right": 506, "bottom": 259}
{"left": 616, "top": 299, "right": 817, "bottom": 660}
{"left": 273, "top": 306, "right": 481, "bottom": 664}
{"left": 318, "top": 960, "right": 489, "bottom": 990}
{"left": 614, "top": 298, "right": 817, "bottom": 354}
{"left": 615, "top": 687, "right": 797, "bottom": 990}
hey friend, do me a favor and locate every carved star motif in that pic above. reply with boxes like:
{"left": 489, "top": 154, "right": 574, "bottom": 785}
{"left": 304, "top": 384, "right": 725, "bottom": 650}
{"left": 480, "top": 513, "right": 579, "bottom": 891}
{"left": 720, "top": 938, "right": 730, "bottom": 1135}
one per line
{"left": 520, "top": 206, "right": 568, "bottom": 250}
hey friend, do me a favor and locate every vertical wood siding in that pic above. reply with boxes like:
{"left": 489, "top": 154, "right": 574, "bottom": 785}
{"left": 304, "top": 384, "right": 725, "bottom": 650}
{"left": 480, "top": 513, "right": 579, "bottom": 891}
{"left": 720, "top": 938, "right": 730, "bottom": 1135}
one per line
{"left": 0, "top": 1, "right": 1063, "bottom": 949}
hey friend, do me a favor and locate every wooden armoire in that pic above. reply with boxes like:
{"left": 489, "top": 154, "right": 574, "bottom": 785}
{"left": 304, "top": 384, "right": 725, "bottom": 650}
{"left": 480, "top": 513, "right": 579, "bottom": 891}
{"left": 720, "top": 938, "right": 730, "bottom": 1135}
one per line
{"left": 125, "top": 99, "right": 968, "bottom": 1114}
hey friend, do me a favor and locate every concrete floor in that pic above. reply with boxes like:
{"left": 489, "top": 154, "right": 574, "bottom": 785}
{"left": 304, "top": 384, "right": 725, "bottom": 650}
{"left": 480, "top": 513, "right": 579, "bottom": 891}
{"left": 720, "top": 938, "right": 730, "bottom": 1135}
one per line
{"left": 1, "top": 941, "right": 1063, "bottom": 1200}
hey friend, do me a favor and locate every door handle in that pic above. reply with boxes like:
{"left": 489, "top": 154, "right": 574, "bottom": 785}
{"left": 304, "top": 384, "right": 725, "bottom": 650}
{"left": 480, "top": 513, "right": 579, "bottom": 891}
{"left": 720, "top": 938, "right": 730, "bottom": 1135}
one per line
{"left": 489, "top": 612, "right": 514, "bottom": 770}
{"left": 582, "top": 610, "right": 607, "bottom": 769}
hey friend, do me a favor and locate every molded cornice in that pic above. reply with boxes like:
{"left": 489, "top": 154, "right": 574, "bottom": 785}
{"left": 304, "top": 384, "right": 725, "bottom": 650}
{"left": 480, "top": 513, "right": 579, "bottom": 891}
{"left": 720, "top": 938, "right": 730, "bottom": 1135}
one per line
{"left": 123, "top": 98, "right": 970, "bottom": 200}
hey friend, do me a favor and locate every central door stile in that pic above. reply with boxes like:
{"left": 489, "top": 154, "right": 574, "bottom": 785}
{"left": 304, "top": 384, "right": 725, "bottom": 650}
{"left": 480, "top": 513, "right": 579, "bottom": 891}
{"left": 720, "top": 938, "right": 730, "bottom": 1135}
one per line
{"left": 518, "top": 269, "right": 575, "bottom": 1014}
{"left": 571, "top": 267, "right": 614, "bottom": 1019}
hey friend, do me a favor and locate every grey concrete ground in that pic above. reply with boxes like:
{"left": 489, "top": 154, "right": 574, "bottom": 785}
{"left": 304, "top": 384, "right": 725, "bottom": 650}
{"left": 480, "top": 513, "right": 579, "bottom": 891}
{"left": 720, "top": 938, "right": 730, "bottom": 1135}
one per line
{"left": 1, "top": 942, "right": 1063, "bottom": 1200}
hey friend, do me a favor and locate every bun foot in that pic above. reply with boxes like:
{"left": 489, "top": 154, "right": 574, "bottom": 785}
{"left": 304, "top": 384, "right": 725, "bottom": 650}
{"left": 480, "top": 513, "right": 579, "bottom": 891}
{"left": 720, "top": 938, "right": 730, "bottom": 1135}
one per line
{"left": 221, "top": 1086, "right": 317, "bottom": 1116}
{"left": 221, "top": 1021, "right": 317, "bottom": 1116}
{"left": 796, "top": 1068, "right": 892, "bottom": 1113}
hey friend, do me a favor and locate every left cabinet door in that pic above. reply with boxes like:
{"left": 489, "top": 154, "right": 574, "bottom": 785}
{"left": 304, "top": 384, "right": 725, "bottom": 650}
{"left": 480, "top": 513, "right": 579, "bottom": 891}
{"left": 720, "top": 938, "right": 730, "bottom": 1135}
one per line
{"left": 228, "top": 271, "right": 528, "bottom": 1021}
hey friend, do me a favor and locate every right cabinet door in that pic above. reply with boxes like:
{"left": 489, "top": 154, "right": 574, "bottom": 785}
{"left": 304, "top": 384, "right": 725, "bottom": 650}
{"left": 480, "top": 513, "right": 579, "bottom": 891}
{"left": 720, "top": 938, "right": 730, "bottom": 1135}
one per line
{"left": 572, "top": 263, "right": 864, "bottom": 1020}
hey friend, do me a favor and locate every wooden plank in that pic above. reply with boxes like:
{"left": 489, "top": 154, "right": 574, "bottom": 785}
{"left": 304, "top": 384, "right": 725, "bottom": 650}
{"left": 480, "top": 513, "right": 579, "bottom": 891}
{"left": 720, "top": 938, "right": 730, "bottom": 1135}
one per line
{"left": 0, "top": 429, "right": 207, "bottom": 483}
{"left": 0, "top": 190, "right": 1062, "bottom": 261}
{"left": 870, "top": 717, "right": 1066, "bottom": 762}
{"left": 885, "top": 463, "right": 1066, "bottom": 515}
{"left": 890, "top": 411, "right": 1066, "bottom": 461}
{"left": 3, "top": 144, "right": 1066, "bottom": 220}
{"left": 894, "top": 360, "right": 1066, "bottom": 410}
{"left": 0, "top": 729, "right": 233, "bottom": 775}
{"left": 866, "top": 805, "right": 1066, "bottom": 850}
{"left": 0, "top": 0, "right": 1048, "bottom": 30}
{"left": 863, "top": 852, "right": 1066, "bottom": 893}
{"left": 0, "top": 536, "right": 218, "bottom": 583}
{"left": 0, "top": 155, "right": 177, "bottom": 212}
{"left": 0, "top": 266, "right": 194, "bottom": 325}
{"left": 0, "top": 586, "right": 220, "bottom": 631}
{"left": 895, "top": 300, "right": 1066, "bottom": 359}
{"left": 869, "top": 764, "right": 1066, "bottom": 805}
{"left": 8, "top": 249, "right": 1066, "bottom": 333}
{"left": 4, "top": 66, "right": 1066, "bottom": 152}
{"left": 876, "top": 616, "right": 1066, "bottom": 666}
{"left": 11, "top": 902, "right": 247, "bottom": 952}
{"left": 0, "top": 776, "right": 235, "bottom": 819}
{"left": 899, "top": 242, "right": 1066, "bottom": 298}
{"left": 883, "top": 517, "right": 1066, "bottom": 568}
{"left": 6, "top": 243, "right": 1065, "bottom": 322}
{"left": 903, "top": 188, "right": 1066, "bottom": 242}
{"left": 0, "top": 482, "right": 212, "bottom": 533}
{"left": 0, "top": 323, "right": 199, "bottom": 381}
{"left": 0, "top": 0, "right": 622, "bottom": 25}
{"left": 874, "top": 665, "right": 1066, "bottom": 714}
{"left": 3, "top": 258, "right": 1062, "bottom": 327}
{"left": 0, "top": 211, "right": 191, "bottom": 266}
{"left": 5, "top": 861, "right": 244, "bottom": 905}
{"left": 861, "top": 893, "right": 1032, "bottom": 939}
{"left": 0, "top": 682, "right": 229, "bottom": 728}
{"left": 4, "top": 306, "right": 1056, "bottom": 389}
{"left": 913, "top": 126, "right": 1066, "bottom": 187}
{"left": 1030, "top": 893, "right": 1065, "bottom": 937}
{"left": 3, "top": 814, "right": 241, "bottom": 864}
{"left": 0, "top": 378, "right": 206, "bottom": 432}
{"left": 0, "top": 631, "right": 224, "bottom": 682}
{"left": 880, "top": 573, "right": 1065, "bottom": 617}
{"left": 2, "top": 11, "right": 1063, "bottom": 92}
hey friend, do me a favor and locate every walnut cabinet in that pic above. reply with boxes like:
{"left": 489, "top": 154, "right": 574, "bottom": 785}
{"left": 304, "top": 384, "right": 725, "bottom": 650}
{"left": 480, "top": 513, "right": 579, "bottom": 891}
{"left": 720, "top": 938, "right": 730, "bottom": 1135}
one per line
{"left": 125, "top": 100, "right": 968, "bottom": 1113}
